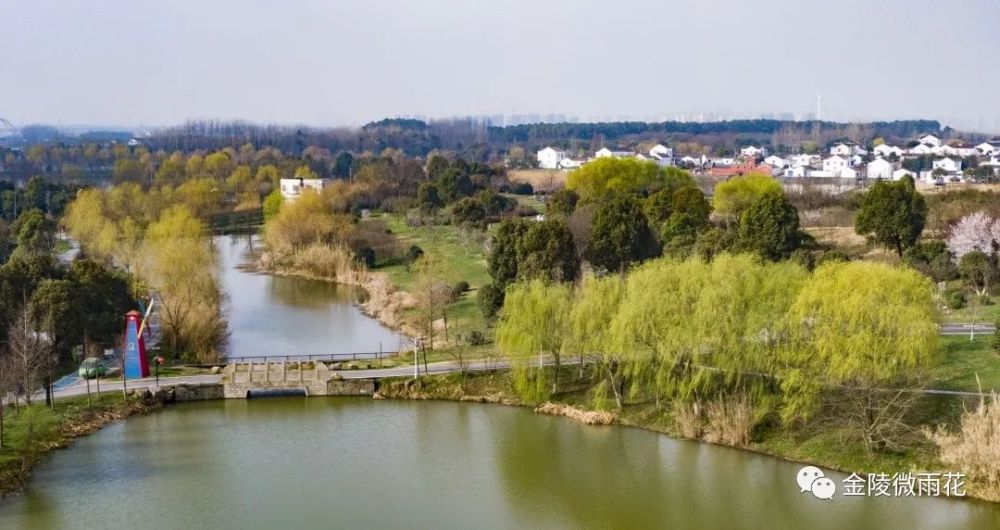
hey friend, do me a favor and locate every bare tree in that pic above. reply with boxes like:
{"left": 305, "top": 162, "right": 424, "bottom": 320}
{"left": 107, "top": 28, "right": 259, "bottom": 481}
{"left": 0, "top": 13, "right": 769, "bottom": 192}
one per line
{"left": 7, "top": 308, "right": 47, "bottom": 407}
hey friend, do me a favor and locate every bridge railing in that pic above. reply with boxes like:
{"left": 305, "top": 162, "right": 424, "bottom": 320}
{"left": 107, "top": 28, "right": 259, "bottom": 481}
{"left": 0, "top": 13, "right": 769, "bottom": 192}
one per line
{"left": 228, "top": 351, "right": 401, "bottom": 366}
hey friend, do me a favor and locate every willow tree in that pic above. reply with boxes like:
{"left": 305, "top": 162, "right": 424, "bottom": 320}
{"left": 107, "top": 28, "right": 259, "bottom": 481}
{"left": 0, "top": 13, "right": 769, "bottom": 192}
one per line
{"left": 496, "top": 279, "right": 572, "bottom": 402}
{"left": 608, "top": 258, "right": 707, "bottom": 404}
{"left": 143, "top": 206, "right": 227, "bottom": 362}
{"left": 691, "top": 254, "right": 807, "bottom": 411}
{"left": 781, "top": 261, "right": 938, "bottom": 451}
{"left": 566, "top": 275, "right": 625, "bottom": 409}
{"left": 712, "top": 174, "right": 783, "bottom": 221}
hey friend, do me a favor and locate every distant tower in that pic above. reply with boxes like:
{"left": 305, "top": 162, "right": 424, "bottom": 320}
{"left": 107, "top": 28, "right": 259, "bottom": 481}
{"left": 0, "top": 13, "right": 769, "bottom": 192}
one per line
{"left": 816, "top": 93, "right": 822, "bottom": 121}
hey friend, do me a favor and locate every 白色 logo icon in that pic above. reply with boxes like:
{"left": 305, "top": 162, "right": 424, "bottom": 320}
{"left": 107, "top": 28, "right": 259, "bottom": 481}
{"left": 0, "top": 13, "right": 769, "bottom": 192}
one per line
{"left": 797, "top": 466, "right": 836, "bottom": 500}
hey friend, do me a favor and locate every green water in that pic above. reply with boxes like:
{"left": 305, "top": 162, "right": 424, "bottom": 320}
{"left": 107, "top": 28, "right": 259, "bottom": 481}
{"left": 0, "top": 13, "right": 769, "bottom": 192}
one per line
{"left": 1, "top": 398, "right": 997, "bottom": 529}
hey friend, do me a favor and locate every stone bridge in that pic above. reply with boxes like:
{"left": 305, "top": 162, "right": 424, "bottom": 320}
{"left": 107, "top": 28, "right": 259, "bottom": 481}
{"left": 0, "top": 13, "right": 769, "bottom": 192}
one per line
{"left": 221, "top": 359, "right": 376, "bottom": 398}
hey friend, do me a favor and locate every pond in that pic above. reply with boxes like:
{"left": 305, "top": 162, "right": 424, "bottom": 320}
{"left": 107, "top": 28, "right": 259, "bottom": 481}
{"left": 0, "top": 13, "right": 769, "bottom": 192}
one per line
{"left": 0, "top": 398, "right": 996, "bottom": 529}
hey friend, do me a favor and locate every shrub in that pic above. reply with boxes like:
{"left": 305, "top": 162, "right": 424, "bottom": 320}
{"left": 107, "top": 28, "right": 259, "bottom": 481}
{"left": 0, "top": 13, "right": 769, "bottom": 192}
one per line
{"left": 703, "top": 394, "right": 756, "bottom": 447}
{"left": 355, "top": 246, "right": 376, "bottom": 269}
{"left": 511, "top": 182, "right": 534, "bottom": 195}
{"left": 672, "top": 400, "right": 703, "bottom": 439}
{"left": 477, "top": 283, "right": 504, "bottom": 320}
{"left": 467, "top": 330, "right": 487, "bottom": 346}
{"left": 927, "top": 393, "right": 1000, "bottom": 500}
{"left": 947, "top": 290, "right": 967, "bottom": 310}
{"left": 452, "top": 281, "right": 470, "bottom": 298}
{"left": 406, "top": 245, "right": 424, "bottom": 264}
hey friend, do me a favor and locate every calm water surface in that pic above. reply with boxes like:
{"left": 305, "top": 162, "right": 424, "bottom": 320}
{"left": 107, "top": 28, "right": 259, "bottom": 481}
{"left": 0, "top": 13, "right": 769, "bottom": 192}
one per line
{"left": 216, "top": 235, "right": 406, "bottom": 358}
{"left": 0, "top": 399, "right": 996, "bottom": 529}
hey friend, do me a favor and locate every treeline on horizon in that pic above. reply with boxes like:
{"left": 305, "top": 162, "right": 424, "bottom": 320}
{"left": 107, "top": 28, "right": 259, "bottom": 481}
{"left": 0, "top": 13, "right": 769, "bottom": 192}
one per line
{"left": 2, "top": 117, "right": 947, "bottom": 163}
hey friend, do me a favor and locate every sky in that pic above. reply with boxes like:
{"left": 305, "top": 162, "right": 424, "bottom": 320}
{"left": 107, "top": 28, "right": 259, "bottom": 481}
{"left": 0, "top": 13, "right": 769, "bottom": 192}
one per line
{"left": 2, "top": 0, "right": 1000, "bottom": 131}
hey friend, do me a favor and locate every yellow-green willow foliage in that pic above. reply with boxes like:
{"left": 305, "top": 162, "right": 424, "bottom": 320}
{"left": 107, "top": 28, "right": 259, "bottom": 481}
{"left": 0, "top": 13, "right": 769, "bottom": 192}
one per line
{"left": 141, "top": 206, "right": 228, "bottom": 362}
{"left": 779, "top": 261, "right": 938, "bottom": 422}
{"left": 566, "top": 275, "right": 625, "bottom": 409}
{"left": 496, "top": 279, "right": 572, "bottom": 402}
{"left": 608, "top": 258, "right": 708, "bottom": 403}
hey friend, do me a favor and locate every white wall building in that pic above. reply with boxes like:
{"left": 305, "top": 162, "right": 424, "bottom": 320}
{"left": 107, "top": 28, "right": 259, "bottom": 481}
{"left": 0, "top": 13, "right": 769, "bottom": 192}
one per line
{"left": 909, "top": 143, "right": 934, "bottom": 155}
{"left": 919, "top": 134, "right": 941, "bottom": 147}
{"left": 823, "top": 155, "right": 849, "bottom": 174}
{"left": 873, "top": 144, "right": 904, "bottom": 158}
{"left": 280, "top": 177, "right": 329, "bottom": 201}
{"left": 867, "top": 158, "right": 894, "bottom": 180}
{"left": 830, "top": 143, "right": 868, "bottom": 157}
{"left": 595, "top": 147, "right": 632, "bottom": 158}
{"left": 783, "top": 165, "right": 808, "bottom": 178}
{"left": 789, "top": 154, "right": 818, "bottom": 167}
{"left": 740, "top": 145, "right": 767, "bottom": 158}
{"left": 975, "top": 142, "right": 997, "bottom": 156}
{"left": 537, "top": 147, "right": 568, "bottom": 169}
{"left": 932, "top": 157, "right": 962, "bottom": 173}
{"left": 650, "top": 144, "right": 673, "bottom": 158}
{"left": 764, "top": 155, "right": 787, "bottom": 167}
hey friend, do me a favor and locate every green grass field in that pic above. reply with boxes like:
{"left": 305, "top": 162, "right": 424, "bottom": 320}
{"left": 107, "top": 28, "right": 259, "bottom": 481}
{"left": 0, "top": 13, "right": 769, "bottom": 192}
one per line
{"left": 929, "top": 335, "right": 999, "bottom": 392}
{"left": 374, "top": 213, "right": 492, "bottom": 341}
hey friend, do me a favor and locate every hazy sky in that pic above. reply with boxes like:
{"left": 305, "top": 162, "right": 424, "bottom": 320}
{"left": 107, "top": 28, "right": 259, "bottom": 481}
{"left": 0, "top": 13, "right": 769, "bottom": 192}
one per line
{"left": 3, "top": 0, "right": 999, "bottom": 130}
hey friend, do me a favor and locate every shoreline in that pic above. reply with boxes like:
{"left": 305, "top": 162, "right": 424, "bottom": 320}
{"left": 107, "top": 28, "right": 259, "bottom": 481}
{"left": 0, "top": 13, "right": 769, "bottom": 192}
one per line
{"left": 373, "top": 372, "right": 1000, "bottom": 505}
{"left": 4, "top": 375, "right": 997, "bottom": 506}
{"left": 0, "top": 394, "right": 162, "bottom": 498}
{"left": 238, "top": 245, "right": 422, "bottom": 343}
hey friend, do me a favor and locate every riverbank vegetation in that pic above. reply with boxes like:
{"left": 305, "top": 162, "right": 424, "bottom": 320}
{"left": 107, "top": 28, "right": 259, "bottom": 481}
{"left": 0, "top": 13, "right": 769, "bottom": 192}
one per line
{"left": 0, "top": 393, "right": 158, "bottom": 497}
{"left": 0, "top": 198, "right": 135, "bottom": 410}
{"left": 62, "top": 187, "right": 227, "bottom": 362}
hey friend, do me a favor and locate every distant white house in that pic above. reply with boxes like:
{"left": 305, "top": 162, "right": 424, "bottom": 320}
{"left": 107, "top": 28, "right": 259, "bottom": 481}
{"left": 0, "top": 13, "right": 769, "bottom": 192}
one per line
{"left": 940, "top": 144, "right": 976, "bottom": 157}
{"left": 595, "top": 147, "right": 632, "bottom": 158}
{"left": 678, "top": 155, "right": 701, "bottom": 166}
{"left": 830, "top": 143, "right": 868, "bottom": 157}
{"left": 823, "top": 155, "right": 849, "bottom": 174}
{"left": 872, "top": 144, "right": 904, "bottom": 158}
{"left": 830, "top": 143, "right": 852, "bottom": 156}
{"left": 650, "top": 144, "right": 674, "bottom": 158}
{"left": 789, "top": 154, "right": 818, "bottom": 167}
{"left": 919, "top": 134, "right": 942, "bottom": 147}
{"left": 740, "top": 145, "right": 767, "bottom": 158}
{"left": 537, "top": 147, "right": 568, "bottom": 169}
{"left": 764, "top": 155, "right": 787, "bottom": 168}
{"left": 559, "top": 158, "right": 584, "bottom": 170}
{"left": 975, "top": 142, "right": 997, "bottom": 156}
{"left": 280, "top": 176, "right": 329, "bottom": 201}
{"left": 867, "top": 157, "right": 894, "bottom": 180}
{"left": 932, "top": 157, "right": 962, "bottom": 173}
{"left": 909, "top": 143, "right": 934, "bottom": 155}
{"left": 850, "top": 154, "right": 865, "bottom": 167}
{"left": 783, "top": 165, "right": 808, "bottom": 178}
{"left": 711, "top": 157, "right": 736, "bottom": 167}
{"left": 127, "top": 138, "right": 143, "bottom": 147}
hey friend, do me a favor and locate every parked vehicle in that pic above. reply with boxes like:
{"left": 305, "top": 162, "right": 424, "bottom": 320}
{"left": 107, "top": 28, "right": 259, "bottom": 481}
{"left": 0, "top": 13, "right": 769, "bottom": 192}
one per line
{"left": 78, "top": 358, "right": 107, "bottom": 379}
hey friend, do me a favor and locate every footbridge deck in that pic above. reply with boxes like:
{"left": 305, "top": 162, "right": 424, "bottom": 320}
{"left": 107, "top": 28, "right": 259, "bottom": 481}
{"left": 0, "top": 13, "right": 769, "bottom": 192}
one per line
{"left": 221, "top": 353, "right": 398, "bottom": 398}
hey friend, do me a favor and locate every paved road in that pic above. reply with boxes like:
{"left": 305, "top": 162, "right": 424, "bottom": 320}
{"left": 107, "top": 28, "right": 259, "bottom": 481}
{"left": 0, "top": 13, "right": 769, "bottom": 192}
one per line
{"left": 940, "top": 323, "right": 996, "bottom": 336}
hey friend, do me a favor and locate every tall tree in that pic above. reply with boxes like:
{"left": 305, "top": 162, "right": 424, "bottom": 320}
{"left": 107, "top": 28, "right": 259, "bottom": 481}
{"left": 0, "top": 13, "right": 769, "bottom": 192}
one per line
{"left": 516, "top": 219, "right": 580, "bottom": 284}
{"left": 780, "top": 261, "right": 937, "bottom": 450}
{"left": 586, "top": 194, "right": 659, "bottom": 273}
{"left": 854, "top": 178, "right": 927, "bottom": 256}
{"left": 736, "top": 190, "right": 801, "bottom": 261}
{"left": 496, "top": 279, "right": 572, "bottom": 400}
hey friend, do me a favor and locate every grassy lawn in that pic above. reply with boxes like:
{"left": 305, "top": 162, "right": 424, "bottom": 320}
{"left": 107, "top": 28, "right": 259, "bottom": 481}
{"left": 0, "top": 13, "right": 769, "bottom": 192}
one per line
{"left": 940, "top": 300, "right": 1000, "bottom": 324}
{"left": 374, "top": 213, "right": 492, "bottom": 339}
{"left": 929, "top": 335, "right": 999, "bottom": 392}
{"left": 0, "top": 393, "right": 152, "bottom": 495}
